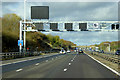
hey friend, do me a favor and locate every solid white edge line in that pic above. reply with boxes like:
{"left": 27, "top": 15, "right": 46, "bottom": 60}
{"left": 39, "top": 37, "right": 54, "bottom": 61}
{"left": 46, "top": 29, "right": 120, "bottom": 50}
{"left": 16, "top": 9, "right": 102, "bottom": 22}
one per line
{"left": 16, "top": 69, "right": 23, "bottom": 72}
{"left": 1, "top": 54, "right": 59, "bottom": 66}
{"left": 85, "top": 53, "right": 120, "bottom": 76}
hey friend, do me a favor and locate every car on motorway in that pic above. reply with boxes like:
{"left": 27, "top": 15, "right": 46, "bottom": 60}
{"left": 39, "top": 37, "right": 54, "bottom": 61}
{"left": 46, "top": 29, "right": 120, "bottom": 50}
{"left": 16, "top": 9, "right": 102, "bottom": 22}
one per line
{"left": 98, "top": 50, "right": 104, "bottom": 53}
{"left": 60, "top": 49, "right": 66, "bottom": 54}
{"left": 67, "top": 50, "right": 71, "bottom": 53}
{"left": 74, "top": 50, "right": 78, "bottom": 52}
{"left": 78, "top": 49, "right": 83, "bottom": 54}
{"left": 115, "top": 50, "right": 120, "bottom": 55}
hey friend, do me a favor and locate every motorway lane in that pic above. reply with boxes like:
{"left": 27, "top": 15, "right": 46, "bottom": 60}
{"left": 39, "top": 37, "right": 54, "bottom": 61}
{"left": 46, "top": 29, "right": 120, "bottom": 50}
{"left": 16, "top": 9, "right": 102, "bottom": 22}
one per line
{"left": 2, "top": 53, "right": 74, "bottom": 78}
{"left": 2, "top": 53, "right": 64, "bottom": 73}
{"left": 54, "top": 53, "right": 118, "bottom": 78}
{"left": 2, "top": 53, "right": 118, "bottom": 78}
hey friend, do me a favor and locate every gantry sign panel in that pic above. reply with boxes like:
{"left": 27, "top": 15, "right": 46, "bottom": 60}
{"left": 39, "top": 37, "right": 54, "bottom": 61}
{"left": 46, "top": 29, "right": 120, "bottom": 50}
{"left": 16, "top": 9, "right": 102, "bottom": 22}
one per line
{"left": 79, "top": 23, "right": 87, "bottom": 31}
{"left": 34, "top": 23, "right": 44, "bottom": 31}
{"left": 31, "top": 6, "right": 49, "bottom": 19}
{"left": 50, "top": 23, "right": 59, "bottom": 31}
{"left": 65, "top": 23, "right": 73, "bottom": 31}
{"left": 116, "top": 24, "right": 119, "bottom": 29}
{"left": 111, "top": 24, "right": 115, "bottom": 29}
{"left": 111, "top": 24, "right": 120, "bottom": 30}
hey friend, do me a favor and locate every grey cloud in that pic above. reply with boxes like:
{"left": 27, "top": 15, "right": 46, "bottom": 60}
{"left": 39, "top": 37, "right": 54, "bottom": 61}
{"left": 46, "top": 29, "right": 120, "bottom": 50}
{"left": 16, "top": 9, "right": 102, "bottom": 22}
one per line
{"left": 2, "top": 2, "right": 118, "bottom": 20}
{"left": 46, "top": 2, "right": 118, "bottom": 21}
{"left": 2, "top": 2, "right": 24, "bottom": 18}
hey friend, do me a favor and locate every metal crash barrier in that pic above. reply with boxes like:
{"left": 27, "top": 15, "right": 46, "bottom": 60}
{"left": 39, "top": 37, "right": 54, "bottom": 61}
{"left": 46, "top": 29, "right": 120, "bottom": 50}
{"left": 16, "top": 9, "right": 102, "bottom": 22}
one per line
{"left": 85, "top": 51, "right": 120, "bottom": 64}
{"left": 0, "top": 51, "right": 57, "bottom": 60}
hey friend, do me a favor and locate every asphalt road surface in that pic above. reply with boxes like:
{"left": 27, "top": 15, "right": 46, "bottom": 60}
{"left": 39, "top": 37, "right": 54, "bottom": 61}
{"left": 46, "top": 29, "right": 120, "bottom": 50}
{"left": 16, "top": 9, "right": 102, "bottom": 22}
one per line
{"left": 2, "top": 52, "right": 119, "bottom": 78}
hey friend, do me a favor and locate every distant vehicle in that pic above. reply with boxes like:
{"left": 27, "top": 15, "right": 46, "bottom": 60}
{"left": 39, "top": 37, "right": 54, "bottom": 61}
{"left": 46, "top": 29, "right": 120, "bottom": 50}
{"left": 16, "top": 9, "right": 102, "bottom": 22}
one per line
{"left": 115, "top": 50, "right": 120, "bottom": 55}
{"left": 98, "top": 50, "right": 104, "bottom": 53}
{"left": 74, "top": 50, "right": 77, "bottom": 52}
{"left": 83, "top": 48, "right": 85, "bottom": 50}
{"left": 78, "top": 50, "right": 83, "bottom": 54}
{"left": 101, "top": 50, "right": 104, "bottom": 53}
{"left": 95, "top": 47, "right": 99, "bottom": 52}
{"left": 89, "top": 47, "right": 92, "bottom": 50}
{"left": 67, "top": 50, "right": 70, "bottom": 53}
{"left": 60, "top": 49, "right": 66, "bottom": 54}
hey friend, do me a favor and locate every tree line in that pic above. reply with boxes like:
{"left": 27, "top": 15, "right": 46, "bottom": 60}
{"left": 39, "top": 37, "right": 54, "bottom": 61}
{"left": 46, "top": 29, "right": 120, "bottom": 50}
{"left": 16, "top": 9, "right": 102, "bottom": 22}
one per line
{"left": 2, "top": 13, "right": 76, "bottom": 52}
{"left": 93, "top": 41, "right": 120, "bottom": 52}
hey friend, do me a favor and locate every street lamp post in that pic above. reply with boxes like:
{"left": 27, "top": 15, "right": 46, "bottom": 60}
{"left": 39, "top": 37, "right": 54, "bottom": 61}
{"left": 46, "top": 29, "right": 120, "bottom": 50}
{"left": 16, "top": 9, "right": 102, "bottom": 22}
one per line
{"left": 24, "top": 0, "right": 26, "bottom": 52}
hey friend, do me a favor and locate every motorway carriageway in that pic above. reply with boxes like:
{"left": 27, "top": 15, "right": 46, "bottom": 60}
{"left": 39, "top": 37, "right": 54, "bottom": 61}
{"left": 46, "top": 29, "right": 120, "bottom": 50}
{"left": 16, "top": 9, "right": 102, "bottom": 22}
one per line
{"left": 1, "top": 52, "right": 119, "bottom": 78}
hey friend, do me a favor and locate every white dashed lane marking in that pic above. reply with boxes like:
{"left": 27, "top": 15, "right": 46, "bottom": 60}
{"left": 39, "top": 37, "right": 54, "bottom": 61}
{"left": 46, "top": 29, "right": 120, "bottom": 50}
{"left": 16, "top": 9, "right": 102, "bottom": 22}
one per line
{"left": 64, "top": 68, "right": 67, "bottom": 72}
{"left": 69, "top": 63, "right": 71, "bottom": 66}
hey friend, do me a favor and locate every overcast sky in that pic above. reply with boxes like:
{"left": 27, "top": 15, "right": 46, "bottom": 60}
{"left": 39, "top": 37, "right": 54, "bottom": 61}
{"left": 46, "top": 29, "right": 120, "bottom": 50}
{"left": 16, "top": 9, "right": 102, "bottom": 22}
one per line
{"left": 1, "top": 0, "right": 119, "bottom": 46}
{"left": 2, "top": 2, "right": 118, "bottom": 20}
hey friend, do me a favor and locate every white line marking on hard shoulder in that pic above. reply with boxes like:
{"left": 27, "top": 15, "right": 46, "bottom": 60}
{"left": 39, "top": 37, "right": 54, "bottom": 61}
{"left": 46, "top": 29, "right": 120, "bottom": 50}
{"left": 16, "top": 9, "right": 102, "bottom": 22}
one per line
{"left": 85, "top": 53, "right": 120, "bottom": 76}
{"left": 64, "top": 68, "right": 67, "bottom": 72}
{"left": 35, "top": 63, "right": 39, "bottom": 65}
{"left": 1, "top": 57, "right": 43, "bottom": 66}
{"left": 16, "top": 69, "right": 23, "bottom": 72}
{"left": 69, "top": 63, "right": 71, "bottom": 66}
{"left": 46, "top": 60, "right": 48, "bottom": 62}
{"left": 1, "top": 54, "right": 58, "bottom": 66}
